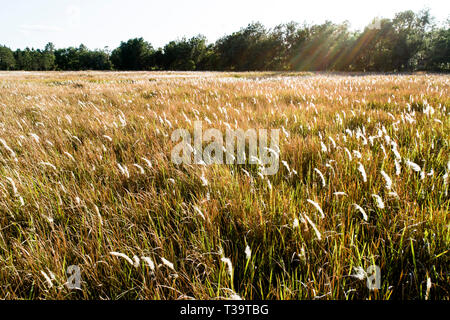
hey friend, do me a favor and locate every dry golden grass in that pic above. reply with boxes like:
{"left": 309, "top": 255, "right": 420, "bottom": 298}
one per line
{"left": 0, "top": 71, "right": 448, "bottom": 299}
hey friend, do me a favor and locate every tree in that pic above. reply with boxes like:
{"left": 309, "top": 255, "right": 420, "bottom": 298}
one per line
{"left": 82, "top": 50, "right": 112, "bottom": 70}
{"left": 111, "top": 38, "right": 153, "bottom": 70}
{"left": 40, "top": 42, "right": 56, "bottom": 70}
{"left": 3, "top": 9, "right": 448, "bottom": 72}
{"left": 0, "top": 46, "right": 16, "bottom": 70}
{"left": 392, "top": 9, "right": 431, "bottom": 70}
{"left": 351, "top": 10, "right": 432, "bottom": 71}
{"left": 215, "top": 22, "right": 273, "bottom": 70}
{"left": 422, "top": 22, "right": 450, "bottom": 71}
{"left": 14, "top": 48, "right": 33, "bottom": 70}
{"left": 288, "top": 21, "right": 354, "bottom": 71}
{"left": 161, "top": 35, "right": 209, "bottom": 70}
{"left": 55, "top": 47, "right": 82, "bottom": 70}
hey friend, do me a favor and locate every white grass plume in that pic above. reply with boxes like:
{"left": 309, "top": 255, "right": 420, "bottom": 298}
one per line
{"left": 5, "top": 177, "right": 18, "bottom": 196}
{"left": 39, "top": 162, "right": 57, "bottom": 170}
{"left": 328, "top": 136, "right": 336, "bottom": 148}
{"left": 344, "top": 147, "right": 352, "bottom": 161}
{"left": 221, "top": 257, "right": 233, "bottom": 277}
{"left": 0, "top": 138, "right": 18, "bottom": 162}
{"left": 351, "top": 266, "right": 367, "bottom": 280}
{"left": 245, "top": 245, "right": 251, "bottom": 260}
{"left": 405, "top": 160, "right": 421, "bottom": 172}
{"left": 132, "top": 255, "right": 140, "bottom": 268}
{"left": 353, "top": 150, "right": 362, "bottom": 159}
{"left": 141, "top": 157, "right": 153, "bottom": 169}
{"left": 193, "top": 205, "right": 206, "bottom": 220}
{"left": 41, "top": 270, "right": 53, "bottom": 288}
{"left": 357, "top": 162, "right": 367, "bottom": 183}
{"left": 281, "top": 160, "right": 291, "bottom": 174}
{"left": 314, "top": 168, "right": 326, "bottom": 187}
{"left": 94, "top": 205, "right": 103, "bottom": 226}
{"left": 117, "top": 163, "right": 130, "bottom": 178}
{"left": 200, "top": 173, "right": 208, "bottom": 187}
{"left": 372, "top": 194, "right": 385, "bottom": 209}
{"left": 161, "top": 257, "right": 175, "bottom": 271}
{"left": 133, "top": 163, "right": 145, "bottom": 174}
{"left": 141, "top": 256, "right": 155, "bottom": 271}
{"left": 388, "top": 191, "right": 400, "bottom": 199}
{"left": 229, "top": 293, "right": 242, "bottom": 300}
{"left": 353, "top": 204, "right": 368, "bottom": 221}
{"left": 302, "top": 212, "right": 322, "bottom": 240}
{"left": 380, "top": 170, "right": 392, "bottom": 190}
{"left": 307, "top": 199, "right": 325, "bottom": 218}
{"left": 29, "top": 133, "right": 40, "bottom": 143}
{"left": 110, "top": 251, "right": 134, "bottom": 265}
{"left": 391, "top": 143, "right": 401, "bottom": 160}
{"left": 425, "top": 277, "right": 432, "bottom": 300}
{"left": 395, "top": 159, "right": 401, "bottom": 176}
{"left": 64, "top": 151, "right": 75, "bottom": 162}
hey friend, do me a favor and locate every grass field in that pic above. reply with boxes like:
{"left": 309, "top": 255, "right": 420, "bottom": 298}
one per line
{"left": 0, "top": 71, "right": 448, "bottom": 300}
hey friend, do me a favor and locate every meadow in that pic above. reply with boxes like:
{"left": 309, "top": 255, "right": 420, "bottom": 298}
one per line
{"left": 0, "top": 71, "right": 448, "bottom": 299}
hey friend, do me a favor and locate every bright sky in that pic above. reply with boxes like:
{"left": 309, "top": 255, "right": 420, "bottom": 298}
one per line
{"left": 1, "top": 0, "right": 448, "bottom": 50}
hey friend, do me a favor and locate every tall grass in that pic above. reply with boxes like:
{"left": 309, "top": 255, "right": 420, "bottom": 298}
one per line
{"left": 0, "top": 71, "right": 448, "bottom": 300}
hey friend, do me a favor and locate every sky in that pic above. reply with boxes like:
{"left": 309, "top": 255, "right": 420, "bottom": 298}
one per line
{"left": 0, "top": 0, "right": 448, "bottom": 50}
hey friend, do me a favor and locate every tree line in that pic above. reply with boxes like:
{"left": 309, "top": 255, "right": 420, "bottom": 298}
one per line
{"left": 1, "top": 10, "right": 448, "bottom": 72}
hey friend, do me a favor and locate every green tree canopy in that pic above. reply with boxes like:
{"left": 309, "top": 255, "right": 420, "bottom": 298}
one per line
{"left": 0, "top": 46, "right": 16, "bottom": 70}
